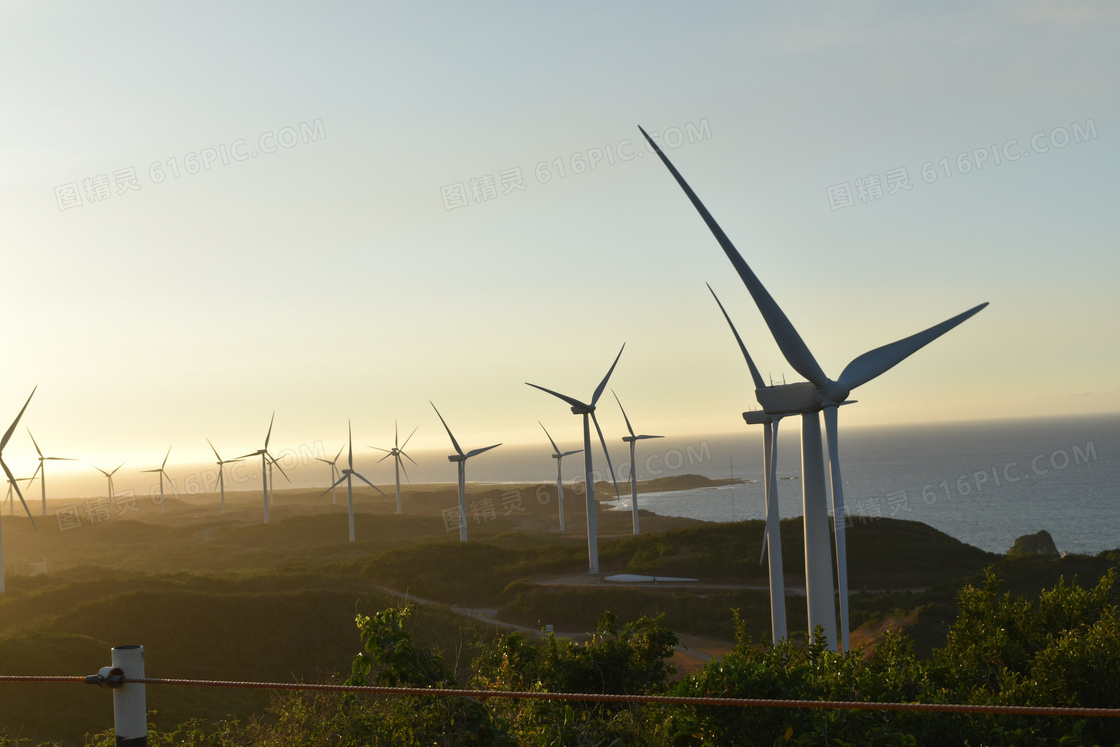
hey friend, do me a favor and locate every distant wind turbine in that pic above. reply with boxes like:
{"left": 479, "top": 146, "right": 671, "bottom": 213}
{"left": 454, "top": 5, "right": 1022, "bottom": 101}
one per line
{"left": 5, "top": 476, "right": 35, "bottom": 516}
{"left": 538, "top": 422, "right": 581, "bottom": 532}
{"left": 317, "top": 445, "right": 344, "bottom": 505}
{"left": 1, "top": 387, "right": 38, "bottom": 593}
{"left": 239, "top": 412, "right": 289, "bottom": 524}
{"left": 27, "top": 430, "right": 75, "bottom": 516}
{"left": 140, "top": 447, "right": 174, "bottom": 515}
{"left": 612, "top": 391, "right": 663, "bottom": 536}
{"left": 93, "top": 462, "right": 126, "bottom": 510}
{"left": 526, "top": 346, "right": 624, "bottom": 574}
{"left": 320, "top": 421, "right": 384, "bottom": 542}
{"left": 206, "top": 438, "right": 242, "bottom": 514}
{"left": 370, "top": 422, "right": 418, "bottom": 515}
{"left": 431, "top": 403, "right": 500, "bottom": 542}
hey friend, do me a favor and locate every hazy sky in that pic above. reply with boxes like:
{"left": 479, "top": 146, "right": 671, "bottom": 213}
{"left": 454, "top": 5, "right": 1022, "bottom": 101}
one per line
{"left": 2, "top": 2, "right": 1117, "bottom": 492}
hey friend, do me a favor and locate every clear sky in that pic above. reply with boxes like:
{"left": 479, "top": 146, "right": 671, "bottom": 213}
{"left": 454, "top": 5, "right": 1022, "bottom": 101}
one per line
{"left": 2, "top": 2, "right": 1117, "bottom": 494}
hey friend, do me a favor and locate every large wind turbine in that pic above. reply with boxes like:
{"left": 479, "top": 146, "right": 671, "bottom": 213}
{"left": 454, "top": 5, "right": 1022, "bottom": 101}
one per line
{"left": 641, "top": 125, "right": 988, "bottom": 650}
{"left": 538, "top": 422, "right": 581, "bottom": 532}
{"left": 321, "top": 421, "right": 384, "bottom": 542}
{"left": 5, "top": 477, "right": 35, "bottom": 515}
{"left": 317, "top": 446, "right": 344, "bottom": 505}
{"left": 93, "top": 462, "right": 126, "bottom": 510}
{"left": 709, "top": 284, "right": 787, "bottom": 644}
{"left": 369, "top": 422, "right": 418, "bottom": 515}
{"left": 612, "top": 391, "right": 663, "bottom": 536}
{"left": 27, "top": 430, "right": 75, "bottom": 516}
{"left": 206, "top": 439, "right": 242, "bottom": 514}
{"left": 1, "top": 388, "right": 38, "bottom": 593}
{"left": 431, "top": 403, "right": 500, "bottom": 543}
{"left": 140, "top": 447, "right": 174, "bottom": 515}
{"left": 239, "top": 413, "right": 289, "bottom": 524}
{"left": 526, "top": 346, "right": 624, "bottom": 574}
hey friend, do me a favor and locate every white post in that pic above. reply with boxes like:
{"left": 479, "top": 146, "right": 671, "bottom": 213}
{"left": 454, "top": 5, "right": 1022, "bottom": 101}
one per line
{"left": 112, "top": 644, "right": 147, "bottom": 745}
{"left": 583, "top": 414, "right": 599, "bottom": 575}
{"left": 629, "top": 440, "right": 639, "bottom": 535}
{"left": 801, "top": 412, "right": 838, "bottom": 649}
{"left": 457, "top": 462, "right": 468, "bottom": 542}
{"left": 555, "top": 458, "right": 565, "bottom": 532}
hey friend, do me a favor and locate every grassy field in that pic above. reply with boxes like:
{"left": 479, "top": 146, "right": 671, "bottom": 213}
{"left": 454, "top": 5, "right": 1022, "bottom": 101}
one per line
{"left": 0, "top": 476, "right": 1116, "bottom": 744}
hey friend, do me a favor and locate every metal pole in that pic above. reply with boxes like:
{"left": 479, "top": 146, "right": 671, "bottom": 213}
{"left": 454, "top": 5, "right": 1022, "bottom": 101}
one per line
{"left": 112, "top": 644, "right": 147, "bottom": 745}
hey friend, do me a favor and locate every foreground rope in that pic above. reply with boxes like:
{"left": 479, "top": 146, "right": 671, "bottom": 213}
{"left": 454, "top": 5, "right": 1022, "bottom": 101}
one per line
{"left": 4, "top": 674, "right": 1117, "bottom": 718}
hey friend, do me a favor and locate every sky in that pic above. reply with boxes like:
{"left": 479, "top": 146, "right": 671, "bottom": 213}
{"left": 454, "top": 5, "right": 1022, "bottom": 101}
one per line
{"left": 1, "top": 2, "right": 1118, "bottom": 497}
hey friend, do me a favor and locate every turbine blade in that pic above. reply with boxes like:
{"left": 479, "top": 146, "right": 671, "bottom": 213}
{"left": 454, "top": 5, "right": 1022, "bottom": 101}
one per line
{"left": 352, "top": 472, "right": 385, "bottom": 494}
{"left": 162, "top": 446, "right": 172, "bottom": 469}
{"left": 430, "top": 402, "right": 464, "bottom": 456}
{"left": 837, "top": 302, "right": 989, "bottom": 391}
{"left": 264, "top": 411, "right": 275, "bottom": 449}
{"left": 639, "top": 126, "right": 829, "bottom": 388}
{"left": 30, "top": 463, "right": 42, "bottom": 482}
{"left": 612, "top": 390, "right": 636, "bottom": 438}
{"left": 539, "top": 421, "right": 561, "bottom": 455}
{"left": 590, "top": 412, "right": 621, "bottom": 499}
{"left": 525, "top": 383, "right": 588, "bottom": 412}
{"left": 267, "top": 452, "right": 291, "bottom": 483}
{"left": 112, "top": 462, "right": 125, "bottom": 475}
{"left": 1, "top": 458, "right": 36, "bottom": 528}
{"left": 2, "top": 387, "right": 37, "bottom": 451}
{"left": 399, "top": 458, "right": 412, "bottom": 485}
{"left": 401, "top": 450, "right": 418, "bottom": 466}
{"left": 400, "top": 425, "right": 419, "bottom": 450}
{"left": 635, "top": 434, "right": 664, "bottom": 440}
{"left": 319, "top": 473, "right": 348, "bottom": 498}
{"left": 465, "top": 443, "right": 500, "bottom": 459}
{"left": 334, "top": 445, "right": 344, "bottom": 462}
{"left": 237, "top": 451, "right": 261, "bottom": 460}
{"left": 369, "top": 446, "right": 392, "bottom": 454}
{"left": 206, "top": 438, "right": 223, "bottom": 462}
{"left": 376, "top": 452, "right": 394, "bottom": 463}
{"left": 561, "top": 449, "right": 583, "bottom": 458}
{"left": 591, "top": 344, "right": 625, "bottom": 406}
{"left": 26, "top": 428, "right": 43, "bottom": 458}
{"left": 707, "top": 283, "right": 767, "bottom": 390}
{"left": 94, "top": 467, "right": 109, "bottom": 477}
{"left": 348, "top": 421, "right": 354, "bottom": 471}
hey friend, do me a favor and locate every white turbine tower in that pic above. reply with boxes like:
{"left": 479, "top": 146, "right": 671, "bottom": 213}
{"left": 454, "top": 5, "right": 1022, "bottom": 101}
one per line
{"left": 1, "top": 388, "right": 38, "bottom": 593}
{"left": 140, "top": 447, "right": 174, "bottom": 514}
{"left": 239, "top": 413, "right": 289, "bottom": 524}
{"left": 321, "top": 421, "right": 384, "bottom": 542}
{"left": 317, "top": 446, "right": 344, "bottom": 505}
{"left": 709, "top": 283, "right": 787, "bottom": 644}
{"left": 369, "top": 422, "right": 418, "bottom": 515}
{"left": 27, "top": 430, "right": 75, "bottom": 516}
{"left": 431, "top": 403, "right": 500, "bottom": 543}
{"left": 526, "top": 346, "right": 624, "bottom": 575}
{"left": 93, "top": 462, "right": 126, "bottom": 510}
{"left": 206, "top": 438, "right": 242, "bottom": 514}
{"left": 612, "top": 391, "right": 663, "bottom": 536}
{"left": 538, "top": 422, "right": 581, "bottom": 532}
{"left": 642, "top": 125, "right": 987, "bottom": 651}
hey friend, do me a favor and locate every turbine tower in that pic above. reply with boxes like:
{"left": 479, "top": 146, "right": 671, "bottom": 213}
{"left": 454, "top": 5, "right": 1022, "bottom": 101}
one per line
{"left": 538, "top": 422, "right": 581, "bottom": 532}
{"left": 320, "top": 421, "right": 384, "bottom": 542}
{"left": 526, "top": 346, "right": 624, "bottom": 574}
{"left": 431, "top": 403, "right": 500, "bottom": 543}
{"left": 93, "top": 462, "right": 126, "bottom": 510}
{"left": 239, "top": 412, "right": 289, "bottom": 524}
{"left": 370, "top": 422, "right": 418, "bottom": 515}
{"left": 5, "top": 477, "right": 35, "bottom": 515}
{"left": 140, "top": 447, "right": 174, "bottom": 514}
{"left": 709, "top": 284, "right": 787, "bottom": 644}
{"left": 317, "top": 446, "right": 344, "bottom": 505}
{"left": 612, "top": 391, "right": 663, "bottom": 535}
{"left": 642, "top": 125, "right": 987, "bottom": 651}
{"left": 1, "top": 388, "right": 38, "bottom": 593}
{"left": 27, "top": 430, "right": 75, "bottom": 516}
{"left": 206, "top": 438, "right": 242, "bottom": 514}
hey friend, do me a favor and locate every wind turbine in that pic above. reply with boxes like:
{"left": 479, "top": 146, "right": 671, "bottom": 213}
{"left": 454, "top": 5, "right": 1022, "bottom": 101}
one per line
{"left": 430, "top": 403, "right": 500, "bottom": 543}
{"left": 27, "top": 430, "right": 75, "bottom": 516}
{"left": 538, "top": 422, "right": 581, "bottom": 532}
{"left": 206, "top": 438, "right": 243, "bottom": 514}
{"left": 526, "top": 346, "right": 624, "bottom": 574}
{"left": 709, "top": 283, "right": 787, "bottom": 644}
{"left": 93, "top": 462, "right": 126, "bottom": 510}
{"left": 641, "top": 125, "right": 988, "bottom": 651}
{"left": 320, "top": 421, "right": 384, "bottom": 542}
{"left": 239, "top": 412, "right": 289, "bottom": 524}
{"left": 1, "top": 388, "right": 38, "bottom": 593}
{"left": 140, "top": 447, "right": 174, "bottom": 515}
{"left": 369, "top": 422, "right": 418, "bottom": 514}
{"left": 317, "top": 445, "right": 344, "bottom": 505}
{"left": 5, "top": 477, "right": 35, "bottom": 516}
{"left": 612, "top": 391, "right": 663, "bottom": 536}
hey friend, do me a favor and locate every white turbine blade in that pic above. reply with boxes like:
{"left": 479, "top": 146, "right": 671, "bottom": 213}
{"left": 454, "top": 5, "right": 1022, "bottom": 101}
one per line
{"left": 612, "top": 391, "right": 636, "bottom": 438}
{"left": 264, "top": 411, "right": 275, "bottom": 449}
{"left": 139, "top": 469, "right": 161, "bottom": 473}
{"left": 1, "top": 458, "right": 36, "bottom": 528}
{"left": 525, "top": 383, "right": 588, "bottom": 412}
{"left": 400, "top": 450, "right": 418, "bottom": 466}
{"left": 375, "top": 452, "right": 394, "bottom": 464}
{"left": 639, "top": 126, "right": 829, "bottom": 388}
{"left": 465, "top": 443, "right": 500, "bottom": 459}
{"left": 94, "top": 466, "right": 110, "bottom": 477}
{"left": 352, "top": 471, "right": 385, "bottom": 494}
{"left": 400, "top": 425, "right": 418, "bottom": 450}
{"left": 369, "top": 446, "right": 392, "bottom": 454}
{"left": 161, "top": 446, "right": 172, "bottom": 469}
{"left": 430, "top": 403, "right": 464, "bottom": 456}
{"left": 561, "top": 449, "right": 582, "bottom": 458}
{"left": 539, "top": 421, "right": 562, "bottom": 455}
{"left": 111, "top": 462, "right": 125, "bottom": 476}
{"left": 591, "top": 345, "right": 625, "bottom": 407}
{"left": 398, "top": 457, "right": 412, "bottom": 485}
{"left": 206, "top": 438, "right": 222, "bottom": 462}
{"left": 266, "top": 452, "right": 291, "bottom": 483}
{"left": 333, "top": 445, "right": 344, "bottom": 463}
{"left": 707, "top": 283, "right": 767, "bottom": 390}
{"left": 2, "top": 387, "right": 36, "bottom": 451}
{"left": 26, "top": 428, "right": 43, "bottom": 459}
{"left": 590, "top": 412, "right": 621, "bottom": 498}
{"left": 635, "top": 434, "right": 664, "bottom": 441}
{"left": 319, "top": 473, "right": 348, "bottom": 498}
{"left": 347, "top": 420, "right": 355, "bottom": 470}
{"left": 837, "top": 302, "right": 989, "bottom": 391}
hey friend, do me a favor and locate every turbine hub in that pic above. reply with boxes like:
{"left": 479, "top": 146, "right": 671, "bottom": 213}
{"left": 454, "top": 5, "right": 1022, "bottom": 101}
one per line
{"left": 815, "top": 382, "right": 851, "bottom": 408}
